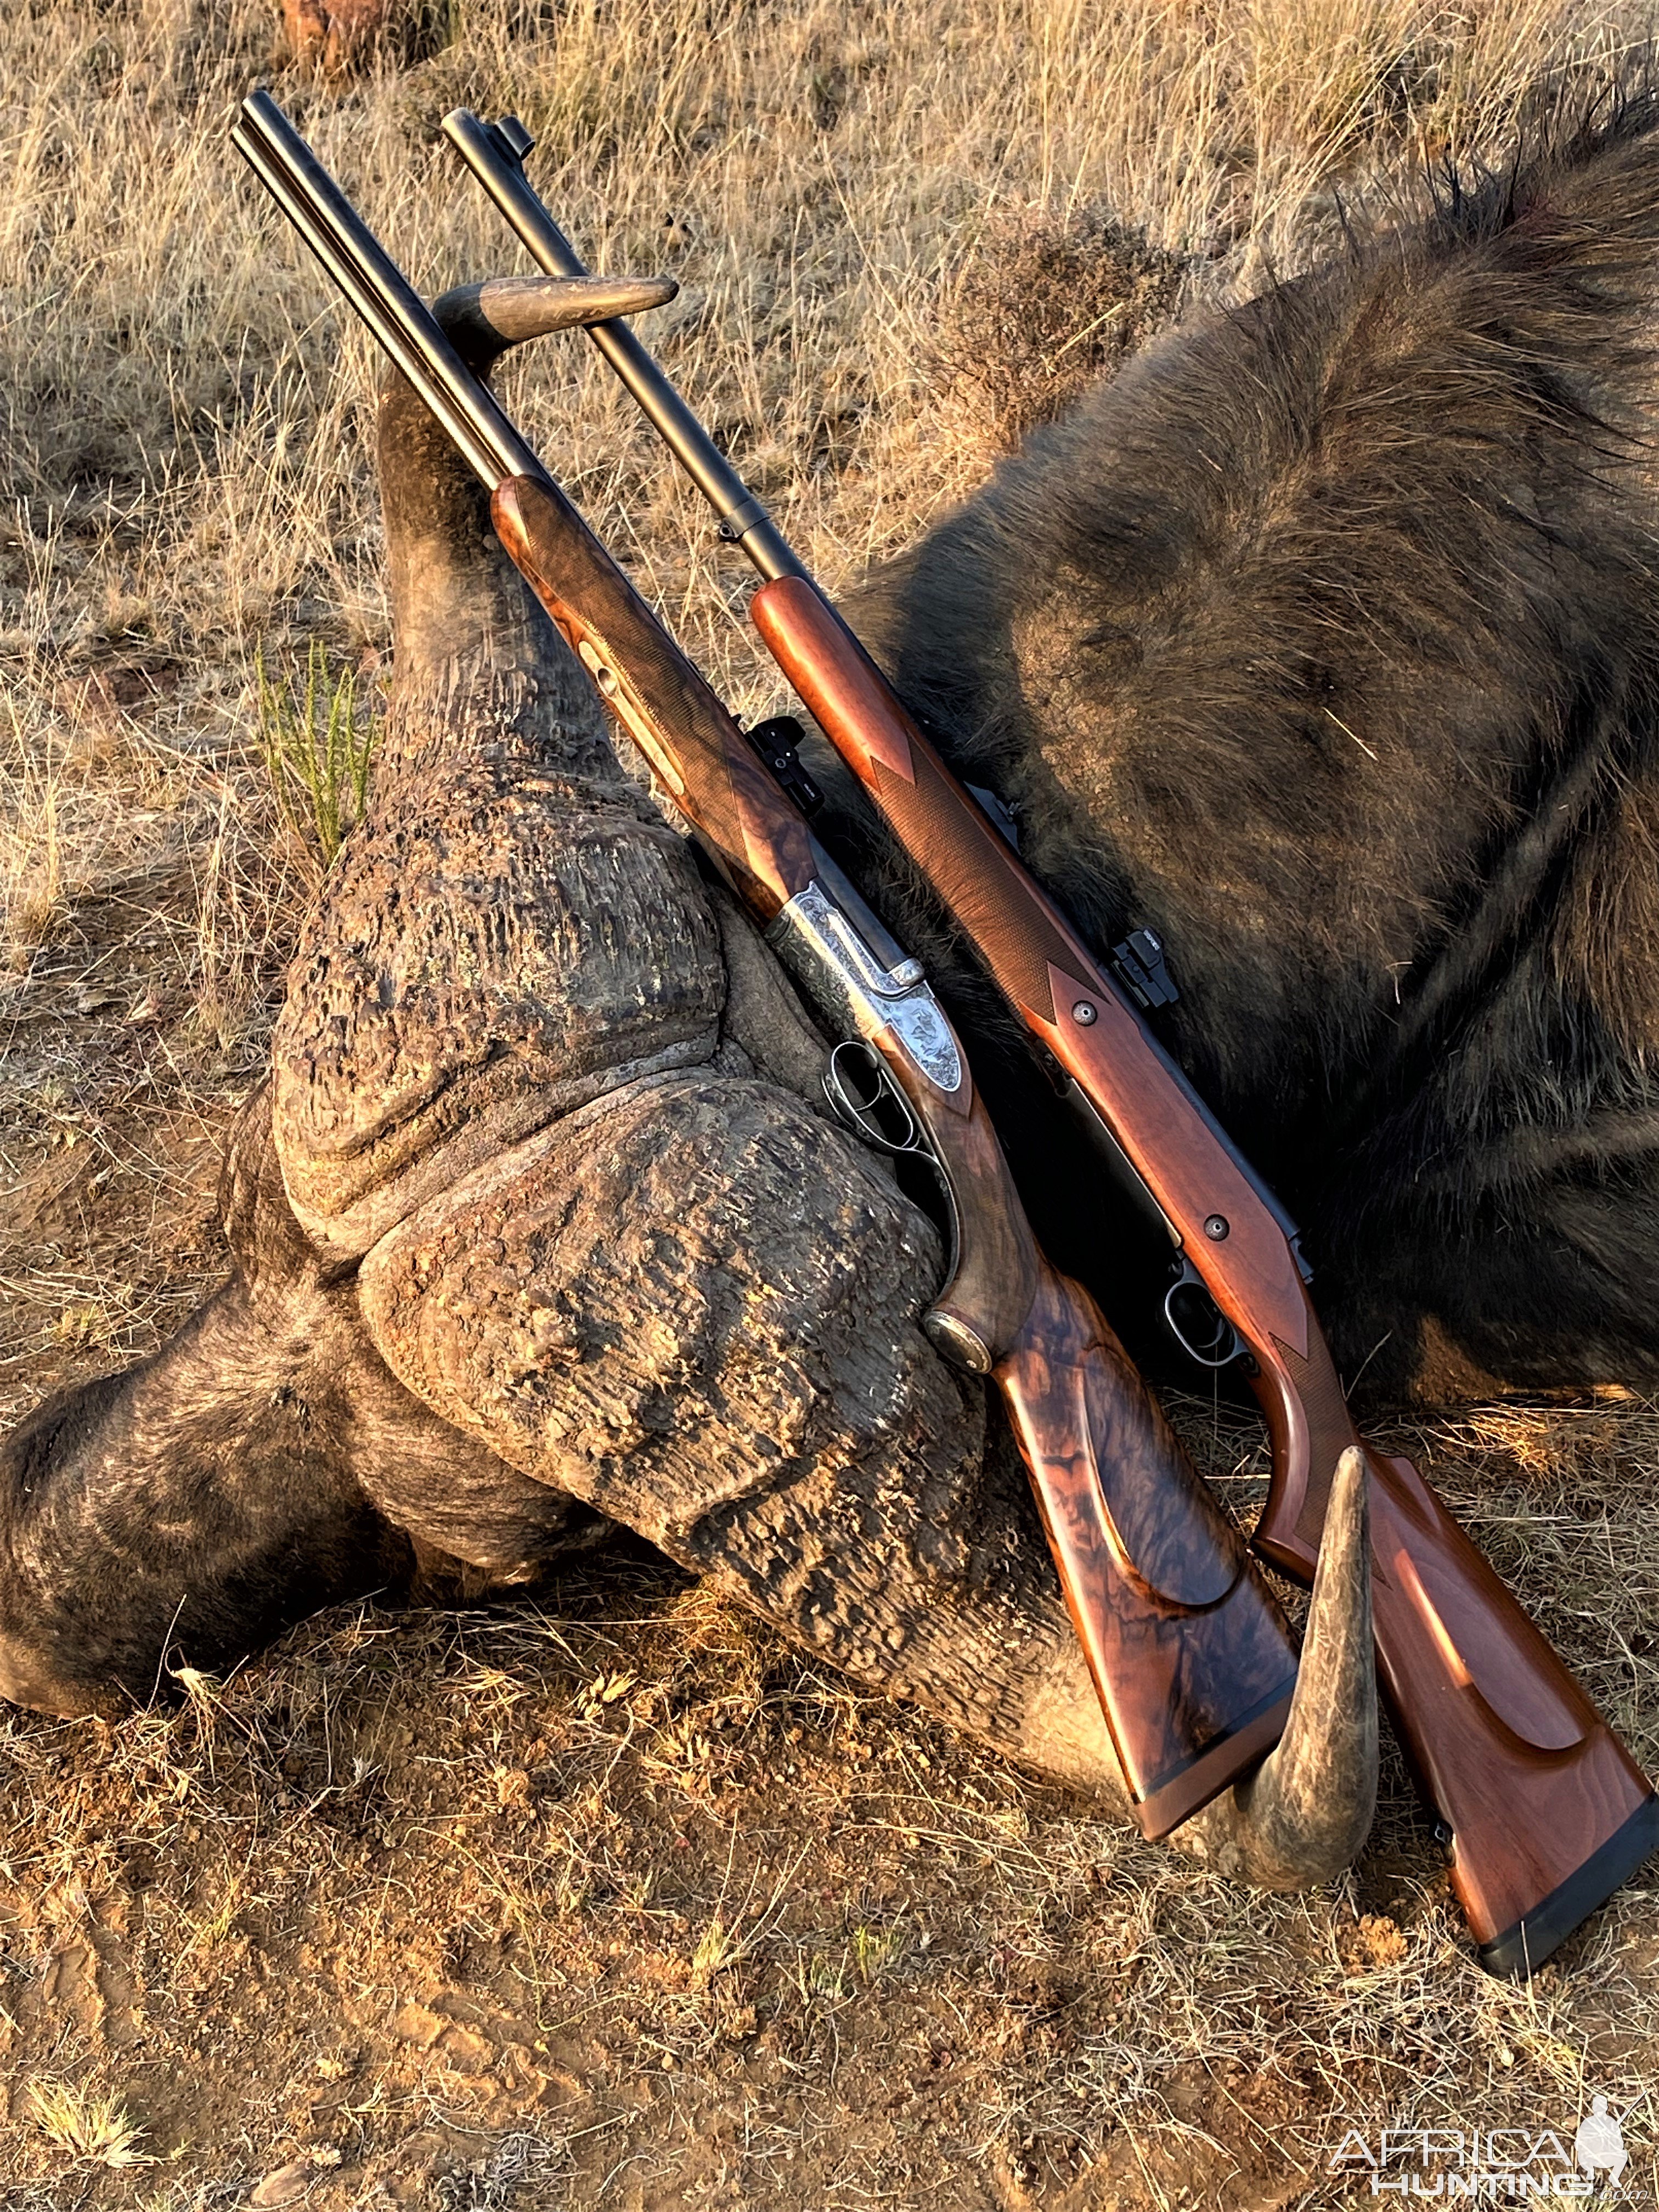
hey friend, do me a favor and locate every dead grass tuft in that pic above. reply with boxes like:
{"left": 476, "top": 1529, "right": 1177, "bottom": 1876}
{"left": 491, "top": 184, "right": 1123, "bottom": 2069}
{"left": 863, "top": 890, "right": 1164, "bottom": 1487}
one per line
{"left": 25, "top": 2077, "right": 151, "bottom": 2168}
{"left": 932, "top": 207, "right": 1191, "bottom": 455}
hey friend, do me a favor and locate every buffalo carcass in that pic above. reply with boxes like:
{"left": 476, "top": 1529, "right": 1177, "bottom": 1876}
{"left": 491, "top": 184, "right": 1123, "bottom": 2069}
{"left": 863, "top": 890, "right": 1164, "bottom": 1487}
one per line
{"left": 0, "top": 273, "right": 1375, "bottom": 1888}
{"left": 838, "top": 94, "right": 1659, "bottom": 1405}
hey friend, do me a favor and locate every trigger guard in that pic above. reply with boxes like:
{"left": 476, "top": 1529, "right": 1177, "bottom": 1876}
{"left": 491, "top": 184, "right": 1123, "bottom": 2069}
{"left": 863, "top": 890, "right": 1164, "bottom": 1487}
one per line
{"left": 822, "top": 1040, "right": 923, "bottom": 1158}
{"left": 1164, "top": 1262, "right": 1243, "bottom": 1369}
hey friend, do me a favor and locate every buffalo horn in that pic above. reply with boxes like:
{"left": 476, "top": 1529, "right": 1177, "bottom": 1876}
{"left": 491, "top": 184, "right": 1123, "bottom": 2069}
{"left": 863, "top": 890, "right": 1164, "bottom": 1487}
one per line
{"left": 1184, "top": 1447, "right": 1378, "bottom": 1886}
{"left": 436, "top": 274, "right": 677, "bottom": 367}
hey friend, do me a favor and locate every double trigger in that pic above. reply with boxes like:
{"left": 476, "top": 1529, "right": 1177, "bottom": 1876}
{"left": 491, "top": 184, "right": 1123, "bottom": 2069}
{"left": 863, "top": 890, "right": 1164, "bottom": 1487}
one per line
{"left": 822, "top": 1040, "right": 927, "bottom": 1160}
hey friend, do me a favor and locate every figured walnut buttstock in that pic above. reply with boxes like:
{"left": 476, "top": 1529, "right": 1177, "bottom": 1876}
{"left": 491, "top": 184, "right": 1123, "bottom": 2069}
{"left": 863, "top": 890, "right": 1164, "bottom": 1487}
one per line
{"left": 1248, "top": 1298, "right": 1659, "bottom": 1970}
{"left": 752, "top": 568, "right": 1659, "bottom": 1967}
{"left": 878, "top": 1048, "right": 1296, "bottom": 1839}
{"left": 994, "top": 1260, "right": 1295, "bottom": 1837}
{"left": 1369, "top": 1453, "right": 1658, "bottom": 1972}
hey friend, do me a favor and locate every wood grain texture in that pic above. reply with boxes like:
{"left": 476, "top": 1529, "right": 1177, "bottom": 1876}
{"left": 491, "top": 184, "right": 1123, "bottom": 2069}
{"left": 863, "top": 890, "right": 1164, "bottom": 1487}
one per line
{"left": 879, "top": 1046, "right": 1297, "bottom": 1834}
{"left": 1249, "top": 1325, "right": 1652, "bottom": 1940}
{"left": 1366, "top": 1452, "right": 1654, "bottom": 1947}
{"left": 996, "top": 1261, "right": 1295, "bottom": 1835}
{"left": 495, "top": 476, "right": 816, "bottom": 920}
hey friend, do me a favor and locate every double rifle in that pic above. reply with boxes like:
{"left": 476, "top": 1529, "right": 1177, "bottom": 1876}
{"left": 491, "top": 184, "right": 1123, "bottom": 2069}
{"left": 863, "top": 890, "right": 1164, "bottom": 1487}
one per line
{"left": 234, "top": 91, "right": 1659, "bottom": 1977}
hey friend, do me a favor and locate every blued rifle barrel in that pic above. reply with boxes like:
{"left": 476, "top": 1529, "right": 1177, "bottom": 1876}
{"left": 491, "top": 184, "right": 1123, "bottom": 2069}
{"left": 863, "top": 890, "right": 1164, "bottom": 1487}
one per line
{"left": 233, "top": 89, "right": 542, "bottom": 498}
{"left": 441, "top": 109, "right": 806, "bottom": 585}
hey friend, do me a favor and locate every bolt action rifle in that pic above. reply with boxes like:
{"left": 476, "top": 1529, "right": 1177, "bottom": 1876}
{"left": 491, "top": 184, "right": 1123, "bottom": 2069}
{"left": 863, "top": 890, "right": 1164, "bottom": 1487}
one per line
{"left": 438, "top": 110, "right": 1659, "bottom": 1976}
{"left": 233, "top": 91, "right": 1317, "bottom": 1844}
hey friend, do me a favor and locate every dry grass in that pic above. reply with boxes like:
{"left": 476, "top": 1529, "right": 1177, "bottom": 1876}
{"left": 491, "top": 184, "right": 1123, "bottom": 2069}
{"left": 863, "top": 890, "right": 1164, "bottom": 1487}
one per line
{"left": 24, "top": 2081, "right": 150, "bottom": 2171}
{"left": 6, "top": 0, "right": 1659, "bottom": 2203}
{"left": 929, "top": 206, "right": 1192, "bottom": 454}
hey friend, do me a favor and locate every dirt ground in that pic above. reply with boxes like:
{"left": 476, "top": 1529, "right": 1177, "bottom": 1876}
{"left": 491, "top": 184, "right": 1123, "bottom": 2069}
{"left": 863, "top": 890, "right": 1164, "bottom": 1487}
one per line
{"left": 6, "top": 0, "right": 1659, "bottom": 2205}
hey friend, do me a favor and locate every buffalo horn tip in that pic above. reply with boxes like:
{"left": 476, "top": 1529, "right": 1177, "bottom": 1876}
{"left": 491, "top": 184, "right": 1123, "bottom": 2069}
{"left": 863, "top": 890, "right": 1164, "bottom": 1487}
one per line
{"left": 1180, "top": 1446, "right": 1378, "bottom": 1889}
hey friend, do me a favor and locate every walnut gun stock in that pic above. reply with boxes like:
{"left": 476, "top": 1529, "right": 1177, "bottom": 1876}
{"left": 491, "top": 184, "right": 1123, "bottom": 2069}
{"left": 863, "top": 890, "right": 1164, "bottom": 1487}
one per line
{"left": 444, "top": 108, "right": 1659, "bottom": 1972}
{"left": 234, "top": 91, "right": 1302, "bottom": 1841}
